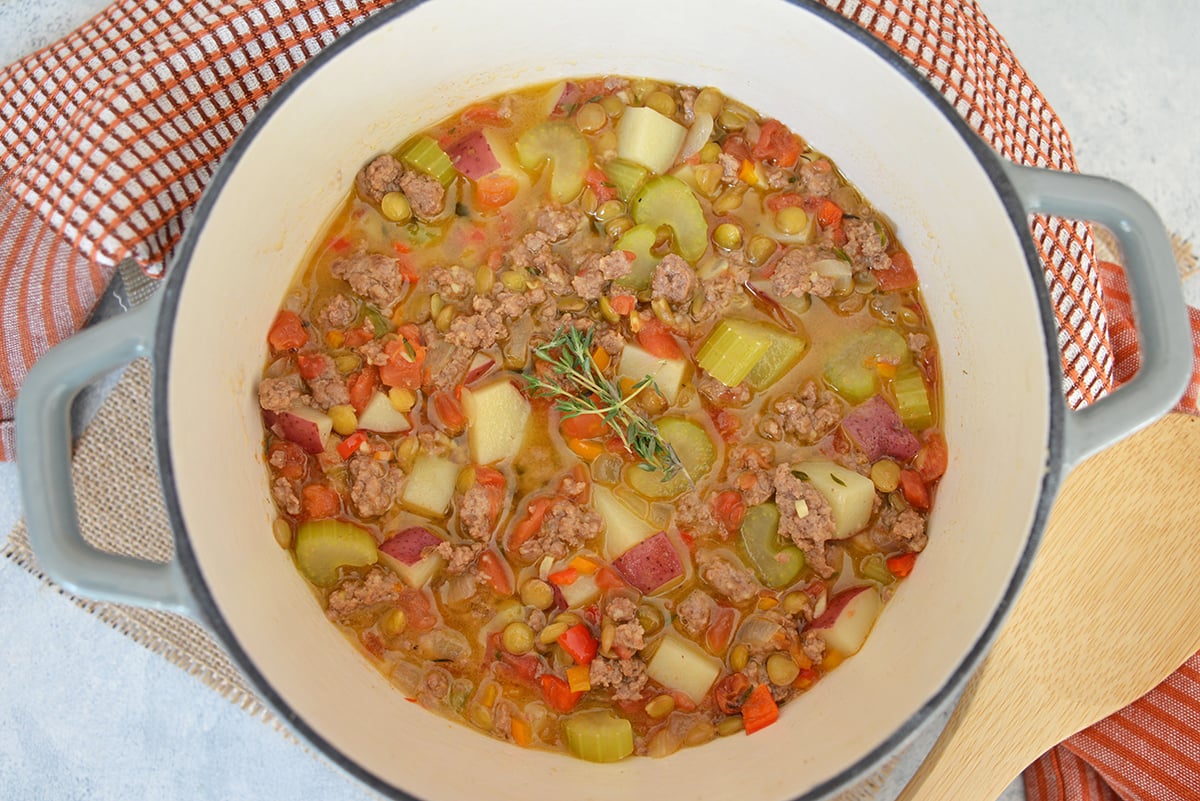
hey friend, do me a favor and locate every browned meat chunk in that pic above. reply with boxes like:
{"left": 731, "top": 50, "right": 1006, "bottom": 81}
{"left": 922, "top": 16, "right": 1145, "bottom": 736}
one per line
{"left": 693, "top": 258, "right": 749, "bottom": 322}
{"left": 347, "top": 453, "right": 403, "bottom": 518}
{"left": 457, "top": 484, "right": 494, "bottom": 542}
{"left": 398, "top": 170, "right": 446, "bottom": 220}
{"left": 675, "top": 590, "right": 713, "bottom": 636}
{"left": 651, "top": 253, "right": 695, "bottom": 303}
{"left": 331, "top": 252, "right": 405, "bottom": 310}
{"left": 572, "top": 251, "right": 633, "bottom": 300}
{"left": 871, "top": 502, "right": 929, "bottom": 554}
{"left": 718, "top": 152, "right": 740, "bottom": 184}
{"left": 759, "top": 380, "right": 843, "bottom": 443}
{"left": 426, "top": 264, "right": 476, "bottom": 303}
{"left": 843, "top": 217, "right": 891, "bottom": 272}
{"left": 694, "top": 370, "right": 751, "bottom": 408}
{"left": 355, "top": 154, "right": 405, "bottom": 204}
{"left": 589, "top": 656, "right": 648, "bottom": 701}
{"left": 306, "top": 365, "right": 349, "bottom": 410}
{"left": 517, "top": 498, "right": 602, "bottom": 562}
{"left": 800, "top": 628, "right": 826, "bottom": 663}
{"left": 326, "top": 567, "right": 404, "bottom": 625}
{"left": 317, "top": 294, "right": 357, "bottom": 329}
{"left": 259, "top": 375, "right": 301, "bottom": 413}
{"left": 508, "top": 231, "right": 572, "bottom": 294}
{"left": 272, "top": 477, "right": 300, "bottom": 516}
{"left": 604, "top": 597, "right": 646, "bottom": 654}
{"left": 444, "top": 311, "right": 506, "bottom": 351}
{"left": 800, "top": 158, "right": 836, "bottom": 197}
{"left": 696, "top": 551, "right": 760, "bottom": 603}
{"left": 536, "top": 204, "right": 586, "bottom": 241}
{"left": 770, "top": 247, "right": 838, "bottom": 299}
{"left": 728, "top": 445, "right": 775, "bottom": 506}
{"left": 676, "top": 490, "right": 719, "bottom": 538}
{"left": 774, "top": 465, "right": 837, "bottom": 578}
{"left": 434, "top": 541, "right": 486, "bottom": 575}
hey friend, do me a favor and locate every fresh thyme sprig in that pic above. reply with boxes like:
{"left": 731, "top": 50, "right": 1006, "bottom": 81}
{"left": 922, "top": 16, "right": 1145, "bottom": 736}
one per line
{"left": 524, "top": 326, "right": 684, "bottom": 478}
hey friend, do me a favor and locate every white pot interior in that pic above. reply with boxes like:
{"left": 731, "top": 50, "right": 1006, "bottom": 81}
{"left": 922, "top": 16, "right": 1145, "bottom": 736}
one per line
{"left": 163, "top": 1, "right": 1056, "bottom": 798}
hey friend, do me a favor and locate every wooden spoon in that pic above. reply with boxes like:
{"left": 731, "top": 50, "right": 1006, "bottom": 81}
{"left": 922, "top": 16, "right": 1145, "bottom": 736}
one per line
{"left": 898, "top": 413, "right": 1200, "bottom": 801}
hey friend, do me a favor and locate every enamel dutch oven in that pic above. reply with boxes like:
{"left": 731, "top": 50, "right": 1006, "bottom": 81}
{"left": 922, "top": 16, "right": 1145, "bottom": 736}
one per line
{"left": 16, "top": 1, "right": 1191, "bottom": 799}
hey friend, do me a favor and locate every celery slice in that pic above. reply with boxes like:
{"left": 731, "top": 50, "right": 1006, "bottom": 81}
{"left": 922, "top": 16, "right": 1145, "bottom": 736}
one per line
{"left": 695, "top": 318, "right": 774, "bottom": 388}
{"left": 629, "top": 175, "right": 708, "bottom": 262}
{"left": 823, "top": 326, "right": 910, "bottom": 403}
{"left": 613, "top": 223, "right": 661, "bottom": 290}
{"left": 625, "top": 417, "right": 715, "bottom": 499}
{"left": 616, "top": 106, "right": 687, "bottom": 174}
{"left": 295, "top": 520, "right": 379, "bottom": 587}
{"left": 563, "top": 709, "right": 635, "bottom": 763}
{"left": 602, "top": 158, "right": 649, "bottom": 201}
{"left": 739, "top": 503, "right": 805, "bottom": 588}
{"left": 399, "top": 135, "right": 457, "bottom": 188}
{"left": 892, "top": 364, "right": 934, "bottom": 430}
{"left": 745, "top": 325, "right": 809, "bottom": 390}
{"left": 515, "top": 121, "right": 591, "bottom": 203}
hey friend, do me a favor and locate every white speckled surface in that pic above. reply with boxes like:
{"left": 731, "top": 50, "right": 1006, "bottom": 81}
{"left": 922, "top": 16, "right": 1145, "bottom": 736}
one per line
{"left": 0, "top": 2, "right": 1195, "bottom": 800}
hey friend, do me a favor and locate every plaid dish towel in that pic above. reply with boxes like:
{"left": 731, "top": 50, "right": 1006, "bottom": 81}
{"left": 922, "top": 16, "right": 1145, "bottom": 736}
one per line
{"left": 0, "top": 1, "right": 1197, "bottom": 798}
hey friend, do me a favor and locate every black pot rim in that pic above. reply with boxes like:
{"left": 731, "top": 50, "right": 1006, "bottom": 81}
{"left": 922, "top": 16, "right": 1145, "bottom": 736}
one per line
{"left": 153, "top": 1, "right": 1066, "bottom": 798}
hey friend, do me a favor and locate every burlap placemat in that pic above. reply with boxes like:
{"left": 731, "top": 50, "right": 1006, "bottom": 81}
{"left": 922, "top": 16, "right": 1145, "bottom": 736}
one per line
{"left": 3, "top": 232, "right": 1195, "bottom": 796}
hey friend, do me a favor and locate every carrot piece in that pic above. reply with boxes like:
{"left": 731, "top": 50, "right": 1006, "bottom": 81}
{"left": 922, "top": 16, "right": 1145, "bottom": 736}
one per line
{"left": 477, "top": 550, "right": 513, "bottom": 596}
{"left": 741, "top": 684, "right": 780, "bottom": 734}
{"left": 557, "top": 623, "right": 599, "bottom": 666}
{"left": 336, "top": 431, "right": 368, "bottom": 460}
{"left": 916, "top": 431, "right": 948, "bottom": 481}
{"left": 876, "top": 250, "right": 919, "bottom": 292}
{"left": 898, "top": 469, "right": 931, "bottom": 511}
{"left": 569, "top": 556, "right": 598, "bottom": 575}
{"left": 268, "top": 311, "right": 308, "bottom": 351}
{"left": 594, "top": 567, "right": 625, "bottom": 590}
{"left": 738, "top": 159, "right": 758, "bottom": 185}
{"left": 475, "top": 173, "right": 519, "bottom": 209}
{"left": 591, "top": 346, "right": 611, "bottom": 373}
{"left": 609, "top": 294, "right": 636, "bottom": 316}
{"left": 510, "top": 717, "right": 533, "bottom": 747}
{"left": 560, "top": 411, "right": 607, "bottom": 440}
{"left": 565, "top": 437, "right": 604, "bottom": 461}
{"left": 566, "top": 664, "right": 592, "bottom": 693}
{"left": 887, "top": 552, "right": 918, "bottom": 578}
{"left": 301, "top": 484, "right": 341, "bottom": 520}
{"left": 635, "top": 318, "right": 684, "bottom": 360}
{"left": 547, "top": 567, "right": 579, "bottom": 586}
{"left": 296, "top": 352, "right": 327, "bottom": 381}
{"left": 815, "top": 199, "right": 843, "bottom": 228}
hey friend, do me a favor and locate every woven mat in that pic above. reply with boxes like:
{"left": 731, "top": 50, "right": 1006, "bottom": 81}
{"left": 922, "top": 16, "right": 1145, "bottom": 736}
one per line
{"left": 3, "top": 233, "right": 1196, "bottom": 798}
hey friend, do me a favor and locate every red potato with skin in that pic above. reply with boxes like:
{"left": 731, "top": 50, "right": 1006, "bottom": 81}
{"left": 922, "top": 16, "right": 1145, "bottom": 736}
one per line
{"left": 447, "top": 130, "right": 501, "bottom": 179}
{"left": 274, "top": 404, "right": 333, "bottom": 454}
{"left": 611, "top": 531, "right": 684, "bottom": 594}
{"left": 379, "top": 526, "right": 446, "bottom": 588}
{"left": 808, "top": 585, "right": 883, "bottom": 656}
{"left": 841, "top": 395, "right": 920, "bottom": 461}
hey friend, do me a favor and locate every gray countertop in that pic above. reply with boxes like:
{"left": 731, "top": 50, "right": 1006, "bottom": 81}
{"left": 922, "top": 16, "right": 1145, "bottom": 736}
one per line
{"left": 1, "top": 2, "right": 1196, "bottom": 799}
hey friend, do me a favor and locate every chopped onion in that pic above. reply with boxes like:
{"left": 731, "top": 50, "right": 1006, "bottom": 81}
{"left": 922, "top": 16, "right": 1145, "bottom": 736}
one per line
{"left": 735, "top": 614, "right": 782, "bottom": 648}
{"left": 679, "top": 112, "right": 714, "bottom": 161}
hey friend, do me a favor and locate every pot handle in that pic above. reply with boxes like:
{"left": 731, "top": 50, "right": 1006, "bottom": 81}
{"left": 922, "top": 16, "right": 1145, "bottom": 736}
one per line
{"left": 15, "top": 292, "right": 197, "bottom": 617}
{"left": 1002, "top": 162, "right": 1192, "bottom": 468}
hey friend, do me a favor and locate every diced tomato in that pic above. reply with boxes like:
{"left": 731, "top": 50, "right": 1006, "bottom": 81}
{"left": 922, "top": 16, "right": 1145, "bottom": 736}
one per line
{"left": 678, "top": 530, "right": 695, "bottom": 551}
{"left": 713, "top": 490, "right": 746, "bottom": 534}
{"left": 765, "top": 192, "right": 805, "bottom": 213}
{"left": 398, "top": 588, "right": 438, "bottom": 630}
{"left": 751, "top": 119, "right": 803, "bottom": 168}
{"left": 557, "top": 623, "right": 598, "bottom": 666}
{"left": 296, "top": 352, "right": 327, "bottom": 381}
{"left": 477, "top": 549, "right": 513, "bottom": 596}
{"left": 461, "top": 103, "right": 510, "bottom": 126}
{"left": 898, "top": 469, "right": 931, "bottom": 511}
{"left": 887, "top": 552, "right": 919, "bottom": 578}
{"left": 705, "top": 606, "right": 737, "bottom": 654}
{"left": 379, "top": 334, "right": 426, "bottom": 390}
{"left": 301, "top": 484, "right": 341, "bottom": 519}
{"left": 539, "top": 674, "right": 583, "bottom": 713}
{"left": 560, "top": 411, "right": 607, "bottom": 440}
{"left": 916, "top": 431, "right": 948, "bottom": 481}
{"left": 584, "top": 167, "right": 618, "bottom": 203}
{"left": 336, "top": 431, "right": 368, "bottom": 460}
{"left": 876, "top": 250, "right": 920, "bottom": 292}
{"left": 635, "top": 318, "right": 684, "bottom": 360}
{"left": 801, "top": 196, "right": 843, "bottom": 229}
{"left": 708, "top": 407, "right": 742, "bottom": 443}
{"left": 609, "top": 294, "right": 636, "bottom": 316}
{"left": 267, "top": 440, "right": 308, "bottom": 481}
{"left": 326, "top": 235, "right": 352, "bottom": 254}
{"left": 432, "top": 391, "right": 467, "bottom": 435}
{"left": 492, "top": 633, "right": 542, "bottom": 687}
{"left": 594, "top": 566, "right": 625, "bottom": 590}
{"left": 509, "top": 495, "right": 554, "bottom": 551}
{"left": 347, "top": 366, "right": 378, "bottom": 414}
{"left": 343, "top": 325, "right": 374, "bottom": 348}
{"left": 474, "top": 466, "right": 507, "bottom": 521}
{"left": 267, "top": 310, "right": 308, "bottom": 352}
{"left": 714, "top": 673, "right": 752, "bottom": 715}
{"left": 721, "top": 133, "right": 750, "bottom": 162}
{"left": 741, "top": 684, "right": 780, "bottom": 734}
{"left": 475, "top": 174, "right": 519, "bottom": 209}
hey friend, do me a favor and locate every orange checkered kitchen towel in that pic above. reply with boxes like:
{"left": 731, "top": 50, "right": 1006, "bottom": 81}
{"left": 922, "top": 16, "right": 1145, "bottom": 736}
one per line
{"left": 1, "top": 2, "right": 1198, "bottom": 799}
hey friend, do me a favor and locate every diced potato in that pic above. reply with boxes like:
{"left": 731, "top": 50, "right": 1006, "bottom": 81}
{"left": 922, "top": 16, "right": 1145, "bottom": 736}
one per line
{"left": 809, "top": 585, "right": 883, "bottom": 656}
{"left": 401, "top": 454, "right": 461, "bottom": 517}
{"left": 646, "top": 632, "right": 721, "bottom": 704}
{"left": 558, "top": 570, "right": 601, "bottom": 608}
{"left": 793, "top": 460, "right": 876, "bottom": 538}
{"left": 462, "top": 380, "right": 531, "bottom": 464}
{"left": 379, "top": 526, "right": 446, "bottom": 588}
{"left": 617, "top": 106, "right": 687, "bottom": 175}
{"left": 593, "top": 486, "right": 656, "bottom": 560}
{"left": 357, "top": 390, "right": 412, "bottom": 433}
{"left": 617, "top": 342, "right": 687, "bottom": 404}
